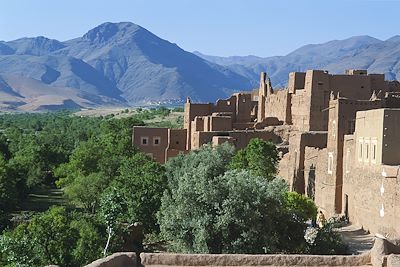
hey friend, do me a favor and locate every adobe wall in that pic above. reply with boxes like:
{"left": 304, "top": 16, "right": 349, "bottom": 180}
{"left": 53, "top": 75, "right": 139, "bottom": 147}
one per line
{"left": 192, "top": 117, "right": 205, "bottom": 132}
{"left": 132, "top": 127, "right": 169, "bottom": 164}
{"left": 168, "top": 129, "right": 187, "bottom": 151}
{"left": 290, "top": 70, "right": 386, "bottom": 132}
{"left": 212, "top": 136, "right": 235, "bottom": 147}
{"left": 290, "top": 89, "right": 311, "bottom": 131}
{"left": 184, "top": 102, "right": 213, "bottom": 150}
{"left": 288, "top": 72, "right": 306, "bottom": 94}
{"left": 191, "top": 130, "right": 281, "bottom": 150}
{"left": 212, "top": 96, "right": 238, "bottom": 115}
{"left": 233, "top": 93, "right": 256, "bottom": 123}
{"left": 355, "top": 109, "right": 400, "bottom": 166}
{"left": 379, "top": 109, "right": 400, "bottom": 165}
{"left": 286, "top": 131, "right": 327, "bottom": 193}
{"left": 343, "top": 136, "right": 400, "bottom": 238}
{"left": 209, "top": 115, "right": 233, "bottom": 131}
{"left": 165, "top": 129, "right": 187, "bottom": 162}
{"left": 184, "top": 103, "right": 213, "bottom": 129}
{"left": 265, "top": 89, "right": 291, "bottom": 124}
{"left": 277, "top": 152, "right": 290, "bottom": 184}
{"left": 329, "top": 74, "right": 381, "bottom": 100}
{"left": 303, "top": 146, "right": 336, "bottom": 216}
{"left": 233, "top": 122, "right": 258, "bottom": 130}
{"left": 326, "top": 98, "right": 383, "bottom": 213}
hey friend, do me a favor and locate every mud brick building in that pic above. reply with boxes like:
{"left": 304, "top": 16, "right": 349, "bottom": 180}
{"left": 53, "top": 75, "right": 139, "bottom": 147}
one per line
{"left": 133, "top": 69, "right": 400, "bottom": 238}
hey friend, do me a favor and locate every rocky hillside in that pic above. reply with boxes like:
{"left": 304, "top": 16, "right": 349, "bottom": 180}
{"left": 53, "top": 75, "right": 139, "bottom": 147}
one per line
{"left": 0, "top": 22, "right": 252, "bottom": 111}
{"left": 196, "top": 35, "right": 400, "bottom": 87}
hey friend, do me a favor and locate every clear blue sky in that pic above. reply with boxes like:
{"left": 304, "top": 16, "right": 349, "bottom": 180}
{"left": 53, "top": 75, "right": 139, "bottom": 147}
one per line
{"left": 1, "top": 0, "right": 399, "bottom": 57}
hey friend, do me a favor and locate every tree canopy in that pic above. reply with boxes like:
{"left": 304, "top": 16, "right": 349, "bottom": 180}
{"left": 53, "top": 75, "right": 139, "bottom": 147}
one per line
{"left": 158, "top": 143, "right": 314, "bottom": 254}
{"left": 229, "top": 138, "right": 279, "bottom": 180}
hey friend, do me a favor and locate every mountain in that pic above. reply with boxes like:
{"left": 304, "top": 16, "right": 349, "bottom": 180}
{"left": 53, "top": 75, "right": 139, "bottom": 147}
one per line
{"left": 0, "top": 22, "right": 252, "bottom": 111}
{"left": 195, "top": 35, "right": 400, "bottom": 87}
{"left": 1, "top": 22, "right": 400, "bottom": 111}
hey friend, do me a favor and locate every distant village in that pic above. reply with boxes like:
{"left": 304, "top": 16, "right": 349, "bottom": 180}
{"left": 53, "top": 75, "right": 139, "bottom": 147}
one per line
{"left": 133, "top": 69, "right": 400, "bottom": 239}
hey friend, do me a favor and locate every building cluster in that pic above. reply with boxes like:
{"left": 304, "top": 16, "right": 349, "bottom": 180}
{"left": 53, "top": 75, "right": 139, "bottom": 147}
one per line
{"left": 133, "top": 69, "right": 400, "bottom": 238}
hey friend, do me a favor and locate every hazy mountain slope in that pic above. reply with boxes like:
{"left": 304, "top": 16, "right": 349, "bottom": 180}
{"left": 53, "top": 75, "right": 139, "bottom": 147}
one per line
{"left": 0, "top": 74, "right": 100, "bottom": 111}
{"left": 6, "top": 36, "right": 66, "bottom": 56}
{"left": 192, "top": 51, "right": 265, "bottom": 66}
{"left": 197, "top": 35, "right": 400, "bottom": 87}
{"left": 0, "top": 55, "right": 125, "bottom": 103}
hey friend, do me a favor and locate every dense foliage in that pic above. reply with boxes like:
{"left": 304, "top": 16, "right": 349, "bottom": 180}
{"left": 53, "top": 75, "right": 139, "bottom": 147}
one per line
{"left": 0, "top": 207, "right": 105, "bottom": 267}
{"left": 229, "top": 138, "right": 279, "bottom": 180}
{"left": 0, "top": 111, "right": 345, "bottom": 266}
{"left": 0, "top": 109, "right": 173, "bottom": 266}
{"left": 158, "top": 143, "right": 319, "bottom": 254}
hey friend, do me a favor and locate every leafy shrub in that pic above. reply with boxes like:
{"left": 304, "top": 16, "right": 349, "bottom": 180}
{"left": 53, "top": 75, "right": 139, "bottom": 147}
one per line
{"left": 304, "top": 222, "right": 347, "bottom": 255}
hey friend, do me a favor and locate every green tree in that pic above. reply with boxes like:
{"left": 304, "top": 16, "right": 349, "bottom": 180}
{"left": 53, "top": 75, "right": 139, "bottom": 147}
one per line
{"left": 71, "top": 215, "right": 105, "bottom": 266}
{"left": 0, "top": 154, "right": 17, "bottom": 212}
{"left": 0, "top": 207, "right": 78, "bottom": 267}
{"left": 158, "top": 144, "right": 308, "bottom": 254}
{"left": 285, "top": 192, "right": 317, "bottom": 222}
{"left": 230, "top": 138, "right": 279, "bottom": 180}
{"left": 110, "top": 153, "right": 167, "bottom": 233}
{"left": 0, "top": 223, "right": 39, "bottom": 267}
{"left": 99, "top": 187, "right": 126, "bottom": 256}
{"left": 64, "top": 172, "right": 110, "bottom": 213}
{"left": 27, "top": 207, "right": 79, "bottom": 266}
{"left": 159, "top": 160, "right": 309, "bottom": 253}
{"left": 0, "top": 133, "right": 10, "bottom": 160}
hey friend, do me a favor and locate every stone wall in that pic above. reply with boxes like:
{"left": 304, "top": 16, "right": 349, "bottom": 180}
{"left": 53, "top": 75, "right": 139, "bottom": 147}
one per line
{"left": 140, "top": 252, "right": 370, "bottom": 266}
{"left": 84, "top": 252, "right": 136, "bottom": 267}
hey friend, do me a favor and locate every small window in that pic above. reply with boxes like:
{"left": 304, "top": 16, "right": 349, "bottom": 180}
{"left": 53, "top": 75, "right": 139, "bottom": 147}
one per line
{"left": 176, "top": 141, "right": 179, "bottom": 145}
{"left": 371, "top": 138, "right": 378, "bottom": 163}
{"left": 364, "top": 138, "right": 370, "bottom": 163}
{"left": 332, "top": 120, "right": 336, "bottom": 138}
{"left": 153, "top": 136, "right": 161, "bottom": 146}
{"left": 328, "top": 152, "right": 334, "bottom": 174}
{"left": 358, "top": 138, "right": 363, "bottom": 162}
{"left": 346, "top": 149, "right": 351, "bottom": 174}
{"left": 227, "top": 101, "right": 230, "bottom": 105}
{"left": 141, "top": 137, "right": 149, "bottom": 146}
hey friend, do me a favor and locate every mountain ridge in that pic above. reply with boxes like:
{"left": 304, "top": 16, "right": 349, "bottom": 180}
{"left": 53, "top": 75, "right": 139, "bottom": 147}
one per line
{"left": 0, "top": 22, "right": 254, "bottom": 111}
{"left": 1, "top": 22, "right": 400, "bottom": 111}
{"left": 195, "top": 35, "right": 400, "bottom": 87}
